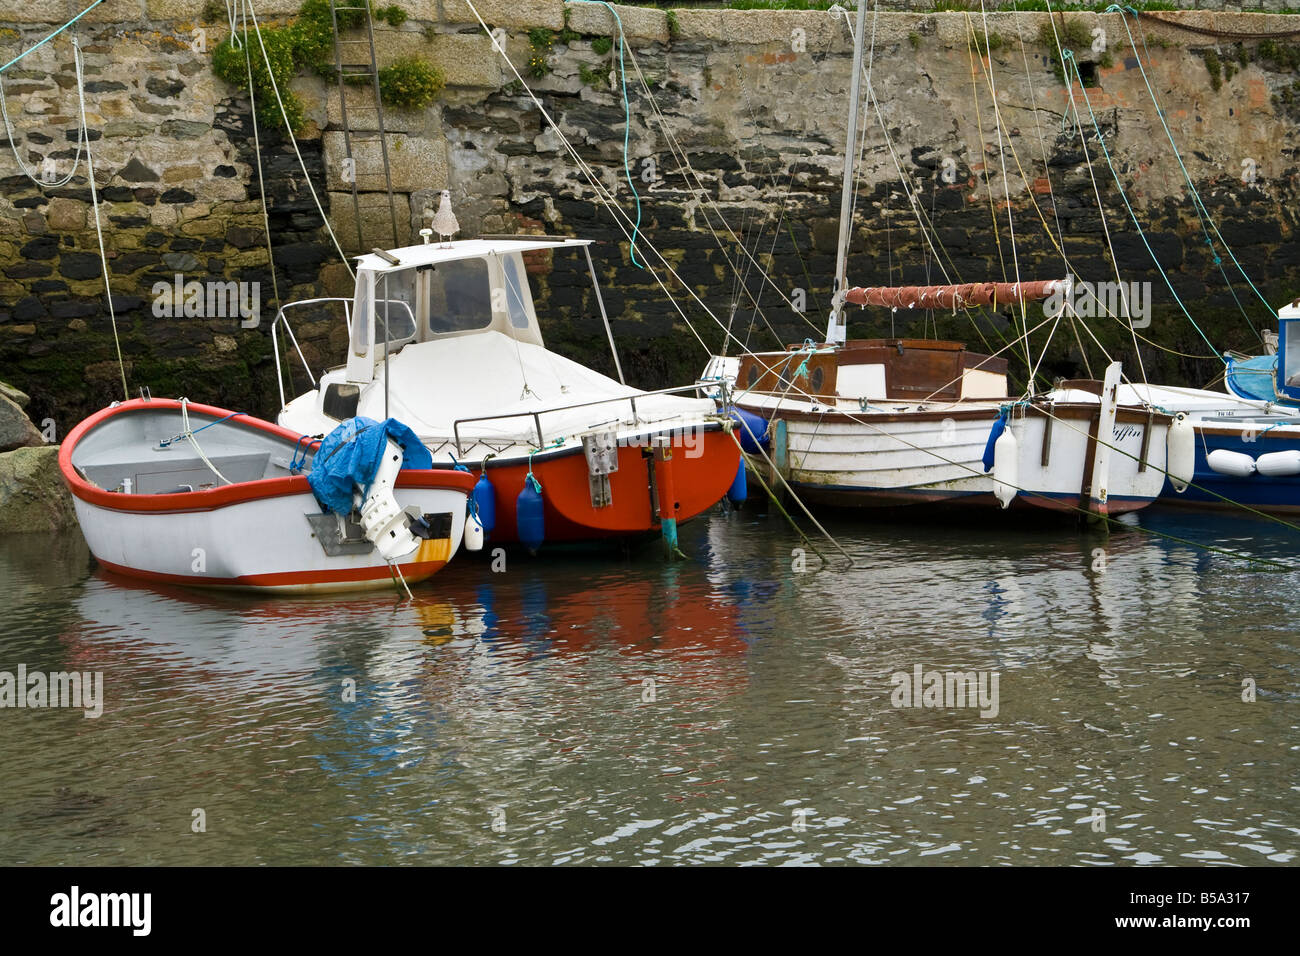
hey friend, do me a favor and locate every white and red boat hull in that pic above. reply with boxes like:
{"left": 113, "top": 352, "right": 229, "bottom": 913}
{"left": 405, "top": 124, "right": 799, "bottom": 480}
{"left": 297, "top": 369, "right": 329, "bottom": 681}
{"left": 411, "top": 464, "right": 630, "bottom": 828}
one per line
{"left": 60, "top": 399, "right": 475, "bottom": 593}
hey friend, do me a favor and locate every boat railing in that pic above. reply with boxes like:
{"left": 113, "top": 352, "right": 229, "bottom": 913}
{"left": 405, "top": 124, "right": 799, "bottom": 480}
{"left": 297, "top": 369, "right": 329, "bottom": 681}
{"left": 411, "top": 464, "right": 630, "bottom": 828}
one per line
{"left": 450, "top": 381, "right": 718, "bottom": 458}
{"left": 271, "top": 298, "right": 353, "bottom": 409}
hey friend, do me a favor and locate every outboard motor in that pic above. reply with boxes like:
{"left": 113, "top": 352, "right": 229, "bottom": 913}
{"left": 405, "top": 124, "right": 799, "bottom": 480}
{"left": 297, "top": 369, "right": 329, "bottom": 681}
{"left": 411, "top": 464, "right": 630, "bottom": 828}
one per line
{"left": 358, "top": 441, "right": 420, "bottom": 562}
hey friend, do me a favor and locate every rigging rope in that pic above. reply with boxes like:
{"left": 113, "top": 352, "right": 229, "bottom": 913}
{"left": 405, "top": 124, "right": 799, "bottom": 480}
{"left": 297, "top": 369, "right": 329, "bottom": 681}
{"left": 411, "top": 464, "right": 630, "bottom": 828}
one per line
{"left": 623, "top": 43, "right": 823, "bottom": 341}
{"left": 564, "top": 1, "right": 644, "bottom": 267}
{"left": 974, "top": 6, "right": 1032, "bottom": 384}
{"left": 0, "top": 0, "right": 105, "bottom": 74}
{"left": 461, "top": 0, "right": 840, "bottom": 392}
{"left": 240, "top": 0, "right": 281, "bottom": 326}
{"left": 0, "top": 78, "right": 84, "bottom": 188}
{"left": 1110, "top": 6, "right": 1277, "bottom": 332}
{"left": 836, "top": 7, "right": 1034, "bottom": 382}
{"left": 178, "top": 398, "right": 233, "bottom": 485}
{"left": 246, "top": 0, "right": 354, "bottom": 279}
{"left": 1059, "top": 47, "right": 1223, "bottom": 364}
{"left": 73, "top": 36, "right": 128, "bottom": 401}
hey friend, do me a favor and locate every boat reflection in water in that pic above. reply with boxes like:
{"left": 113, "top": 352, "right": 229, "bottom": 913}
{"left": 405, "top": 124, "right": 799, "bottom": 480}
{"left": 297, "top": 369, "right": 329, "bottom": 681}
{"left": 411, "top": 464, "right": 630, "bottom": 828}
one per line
{"left": 62, "top": 507, "right": 1285, "bottom": 732}
{"left": 41, "top": 507, "right": 1296, "bottom": 864}
{"left": 64, "top": 554, "right": 753, "bottom": 761}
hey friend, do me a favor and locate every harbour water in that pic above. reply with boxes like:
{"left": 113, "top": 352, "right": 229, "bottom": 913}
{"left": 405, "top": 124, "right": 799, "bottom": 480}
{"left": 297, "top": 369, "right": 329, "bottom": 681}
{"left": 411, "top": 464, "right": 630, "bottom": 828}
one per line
{"left": 0, "top": 507, "right": 1296, "bottom": 866}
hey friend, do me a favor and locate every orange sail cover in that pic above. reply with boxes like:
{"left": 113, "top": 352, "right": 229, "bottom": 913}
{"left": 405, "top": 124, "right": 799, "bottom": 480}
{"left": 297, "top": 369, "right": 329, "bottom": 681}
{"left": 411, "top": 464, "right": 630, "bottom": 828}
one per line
{"left": 844, "top": 279, "right": 1065, "bottom": 309}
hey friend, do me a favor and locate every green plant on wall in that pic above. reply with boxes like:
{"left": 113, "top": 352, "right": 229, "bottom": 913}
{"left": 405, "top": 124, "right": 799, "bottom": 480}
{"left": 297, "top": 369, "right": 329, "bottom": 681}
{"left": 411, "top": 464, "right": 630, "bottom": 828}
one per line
{"left": 1204, "top": 48, "right": 1223, "bottom": 92}
{"left": 1036, "top": 17, "right": 1096, "bottom": 86}
{"left": 527, "top": 28, "right": 554, "bottom": 79}
{"left": 579, "top": 63, "right": 607, "bottom": 89}
{"left": 374, "top": 4, "right": 406, "bottom": 27}
{"left": 211, "top": 22, "right": 306, "bottom": 131}
{"left": 1037, "top": 17, "right": 1091, "bottom": 52}
{"left": 969, "top": 30, "right": 1004, "bottom": 56}
{"left": 211, "top": 0, "right": 443, "bottom": 133}
{"left": 559, "top": 8, "right": 581, "bottom": 45}
{"left": 1257, "top": 38, "right": 1300, "bottom": 71}
{"left": 592, "top": 36, "right": 613, "bottom": 56}
{"left": 379, "top": 55, "right": 445, "bottom": 108}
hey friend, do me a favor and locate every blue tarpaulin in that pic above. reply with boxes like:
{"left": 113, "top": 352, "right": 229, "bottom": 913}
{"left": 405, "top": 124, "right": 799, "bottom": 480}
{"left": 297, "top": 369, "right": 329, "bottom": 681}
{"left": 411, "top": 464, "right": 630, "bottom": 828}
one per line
{"left": 1225, "top": 355, "right": 1277, "bottom": 403}
{"left": 307, "top": 417, "right": 433, "bottom": 515}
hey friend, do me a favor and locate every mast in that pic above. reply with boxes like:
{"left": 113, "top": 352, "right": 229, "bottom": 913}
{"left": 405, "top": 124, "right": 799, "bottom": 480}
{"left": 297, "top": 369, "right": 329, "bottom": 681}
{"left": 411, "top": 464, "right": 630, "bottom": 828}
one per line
{"left": 826, "top": 0, "right": 869, "bottom": 347}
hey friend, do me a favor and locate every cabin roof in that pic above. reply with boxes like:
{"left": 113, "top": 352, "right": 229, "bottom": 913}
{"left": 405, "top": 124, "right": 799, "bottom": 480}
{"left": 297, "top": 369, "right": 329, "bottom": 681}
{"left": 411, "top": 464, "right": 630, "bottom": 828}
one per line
{"left": 354, "top": 237, "right": 592, "bottom": 273}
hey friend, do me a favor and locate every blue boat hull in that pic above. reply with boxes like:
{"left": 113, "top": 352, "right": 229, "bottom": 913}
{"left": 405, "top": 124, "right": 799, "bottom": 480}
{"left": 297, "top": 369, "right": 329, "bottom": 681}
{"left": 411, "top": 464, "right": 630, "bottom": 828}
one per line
{"left": 1158, "top": 428, "right": 1300, "bottom": 513}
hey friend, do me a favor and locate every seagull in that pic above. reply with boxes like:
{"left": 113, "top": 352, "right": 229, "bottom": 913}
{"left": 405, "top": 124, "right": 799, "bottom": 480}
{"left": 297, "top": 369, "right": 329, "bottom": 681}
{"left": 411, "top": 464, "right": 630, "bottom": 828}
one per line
{"left": 431, "top": 190, "right": 459, "bottom": 247}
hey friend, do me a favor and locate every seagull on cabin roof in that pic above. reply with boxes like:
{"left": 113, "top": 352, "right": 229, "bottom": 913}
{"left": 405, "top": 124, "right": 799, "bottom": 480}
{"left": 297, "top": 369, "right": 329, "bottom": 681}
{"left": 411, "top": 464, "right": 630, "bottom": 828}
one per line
{"left": 431, "top": 190, "right": 459, "bottom": 248}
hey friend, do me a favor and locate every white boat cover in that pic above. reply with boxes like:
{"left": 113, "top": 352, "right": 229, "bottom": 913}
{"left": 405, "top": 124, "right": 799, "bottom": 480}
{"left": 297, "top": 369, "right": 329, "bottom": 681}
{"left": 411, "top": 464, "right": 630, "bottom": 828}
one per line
{"left": 365, "top": 331, "right": 715, "bottom": 447}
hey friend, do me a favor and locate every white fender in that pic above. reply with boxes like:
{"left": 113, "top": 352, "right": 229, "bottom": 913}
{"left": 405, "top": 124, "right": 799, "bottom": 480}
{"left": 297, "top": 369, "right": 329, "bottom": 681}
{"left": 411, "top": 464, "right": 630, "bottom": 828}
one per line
{"left": 1166, "top": 412, "right": 1195, "bottom": 493}
{"left": 992, "top": 425, "right": 1019, "bottom": 509}
{"left": 1206, "top": 448, "right": 1257, "bottom": 478}
{"left": 358, "top": 440, "right": 420, "bottom": 562}
{"left": 463, "top": 511, "right": 485, "bottom": 551}
{"left": 1255, "top": 449, "right": 1300, "bottom": 477}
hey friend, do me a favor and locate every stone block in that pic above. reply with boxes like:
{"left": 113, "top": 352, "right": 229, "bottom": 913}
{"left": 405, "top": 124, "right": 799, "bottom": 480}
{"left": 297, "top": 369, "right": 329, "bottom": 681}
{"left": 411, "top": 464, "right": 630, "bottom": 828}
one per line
{"left": 439, "top": 0, "right": 565, "bottom": 30}
{"left": 45, "top": 197, "right": 87, "bottom": 232}
{"left": 564, "top": 3, "right": 668, "bottom": 44}
{"left": 328, "top": 190, "right": 412, "bottom": 254}
{"left": 323, "top": 130, "right": 447, "bottom": 193}
{"left": 426, "top": 32, "right": 503, "bottom": 88}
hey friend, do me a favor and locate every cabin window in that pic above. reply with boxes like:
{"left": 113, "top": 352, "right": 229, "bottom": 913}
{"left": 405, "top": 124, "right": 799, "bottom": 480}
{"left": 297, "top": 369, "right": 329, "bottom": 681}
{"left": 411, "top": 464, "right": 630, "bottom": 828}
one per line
{"left": 502, "top": 255, "right": 531, "bottom": 330}
{"left": 427, "top": 258, "right": 492, "bottom": 334}
{"left": 375, "top": 269, "right": 418, "bottom": 346}
{"left": 351, "top": 272, "right": 373, "bottom": 357}
{"left": 776, "top": 356, "right": 798, "bottom": 392}
{"left": 1283, "top": 322, "right": 1300, "bottom": 388}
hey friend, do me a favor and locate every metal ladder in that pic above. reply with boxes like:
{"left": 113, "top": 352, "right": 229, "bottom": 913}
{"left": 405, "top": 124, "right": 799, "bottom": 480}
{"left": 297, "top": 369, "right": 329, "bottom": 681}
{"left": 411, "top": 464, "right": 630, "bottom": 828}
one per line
{"left": 328, "top": 0, "right": 400, "bottom": 252}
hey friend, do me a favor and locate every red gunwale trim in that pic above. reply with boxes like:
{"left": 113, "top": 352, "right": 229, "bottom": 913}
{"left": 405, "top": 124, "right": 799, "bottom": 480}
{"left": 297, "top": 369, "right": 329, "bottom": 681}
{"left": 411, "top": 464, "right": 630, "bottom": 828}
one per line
{"left": 60, "top": 398, "right": 475, "bottom": 514}
{"left": 95, "top": 556, "right": 449, "bottom": 588}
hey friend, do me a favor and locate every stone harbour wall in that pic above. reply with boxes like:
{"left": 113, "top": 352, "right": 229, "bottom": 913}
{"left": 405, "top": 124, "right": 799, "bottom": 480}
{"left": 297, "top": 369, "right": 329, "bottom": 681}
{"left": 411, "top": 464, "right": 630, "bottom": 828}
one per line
{"left": 1, "top": 2, "right": 1300, "bottom": 435}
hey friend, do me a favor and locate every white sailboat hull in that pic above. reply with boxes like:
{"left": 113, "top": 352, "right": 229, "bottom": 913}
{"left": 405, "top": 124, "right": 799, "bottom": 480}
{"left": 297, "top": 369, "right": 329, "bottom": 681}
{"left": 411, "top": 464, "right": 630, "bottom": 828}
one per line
{"left": 749, "top": 400, "right": 1169, "bottom": 515}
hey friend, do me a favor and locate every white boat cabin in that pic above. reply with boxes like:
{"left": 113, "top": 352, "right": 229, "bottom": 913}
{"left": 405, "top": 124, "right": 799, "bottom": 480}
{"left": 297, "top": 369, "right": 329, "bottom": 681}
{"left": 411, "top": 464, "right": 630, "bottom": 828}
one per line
{"left": 276, "top": 235, "right": 717, "bottom": 458}
{"left": 344, "top": 237, "right": 590, "bottom": 383}
{"left": 1276, "top": 298, "right": 1300, "bottom": 401}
